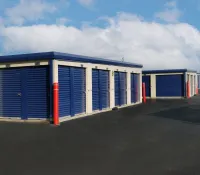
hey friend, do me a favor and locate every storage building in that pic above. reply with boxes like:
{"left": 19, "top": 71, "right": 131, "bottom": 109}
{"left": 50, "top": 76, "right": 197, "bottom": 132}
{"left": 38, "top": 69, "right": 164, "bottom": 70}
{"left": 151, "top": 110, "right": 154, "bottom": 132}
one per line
{"left": 142, "top": 69, "right": 197, "bottom": 99}
{"left": 0, "top": 52, "right": 143, "bottom": 124}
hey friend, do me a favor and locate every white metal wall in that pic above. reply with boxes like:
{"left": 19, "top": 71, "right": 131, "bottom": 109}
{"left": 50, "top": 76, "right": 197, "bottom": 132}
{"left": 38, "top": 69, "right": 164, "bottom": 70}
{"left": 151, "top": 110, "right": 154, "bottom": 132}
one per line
{"left": 186, "top": 72, "right": 197, "bottom": 97}
{"left": 53, "top": 60, "right": 142, "bottom": 122}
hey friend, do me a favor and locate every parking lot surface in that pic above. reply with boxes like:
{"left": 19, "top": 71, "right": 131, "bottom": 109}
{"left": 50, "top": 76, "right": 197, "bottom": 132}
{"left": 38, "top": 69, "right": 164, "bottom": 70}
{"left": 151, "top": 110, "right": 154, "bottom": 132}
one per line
{"left": 1, "top": 96, "right": 200, "bottom": 175}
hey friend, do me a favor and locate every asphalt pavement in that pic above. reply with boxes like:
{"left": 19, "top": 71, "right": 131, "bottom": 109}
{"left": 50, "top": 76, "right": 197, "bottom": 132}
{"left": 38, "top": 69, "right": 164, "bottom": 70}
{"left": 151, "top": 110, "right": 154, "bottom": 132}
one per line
{"left": 1, "top": 95, "right": 200, "bottom": 175}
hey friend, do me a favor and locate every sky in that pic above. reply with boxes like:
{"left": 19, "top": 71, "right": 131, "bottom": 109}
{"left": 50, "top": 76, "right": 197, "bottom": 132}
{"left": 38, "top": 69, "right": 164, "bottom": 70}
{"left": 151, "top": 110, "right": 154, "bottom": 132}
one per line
{"left": 0, "top": 0, "right": 200, "bottom": 70}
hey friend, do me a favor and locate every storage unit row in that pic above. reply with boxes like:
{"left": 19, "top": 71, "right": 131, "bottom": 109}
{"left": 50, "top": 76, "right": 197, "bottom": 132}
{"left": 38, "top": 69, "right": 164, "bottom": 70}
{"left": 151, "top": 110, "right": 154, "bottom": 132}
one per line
{"left": 0, "top": 52, "right": 143, "bottom": 123}
{"left": 142, "top": 69, "right": 197, "bottom": 99}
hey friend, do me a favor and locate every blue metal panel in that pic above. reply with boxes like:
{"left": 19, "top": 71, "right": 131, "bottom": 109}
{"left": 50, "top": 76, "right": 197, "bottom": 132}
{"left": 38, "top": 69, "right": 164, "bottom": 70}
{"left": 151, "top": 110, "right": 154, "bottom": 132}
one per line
{"left": 115, "top": 72, "right": 120, "bottom": 106}
{"left": 119, "top": 72, "right": 127, "bottom": 105}
{"left": 131, "top": 73, "right": 139, "bottom": 103}
{"left": 115, "top": 72, "right": 127, "bottom": 106}
{"left": 59, "top": 66, "right": 71, "bottom": 118}
{"left": 156, "top": 74, "right": 184, "bottom": 97}
{"left": 198, "top": 74, "right": 200, "bottom": 89}
{"left": 142, "top": 75, "right": 151, "bottom": 97}
{"left": 73, "top": 67, "right": 86, "bottom": 115}
{"left": 25, "top": 66, "right": 49, "bottom": 119}
{"left": 143, "top": 69, "right": 197, "bottom": 74}
{"left": 49, "top": 60, "right": 53, "bottom": 121}
{"left": 92, "top": 69, "right": 100, "bottom": 111}
{"left": 0, "top": 68, "right": 22, "bottom": 118}
{"left": 0, "top": 52, "right": 143, "bottom": 68}
{"left": 92, "top": 69, "right": 109, "bottom": 111}
{"left": 59, "top": 66, "right": 86, "bottom": 118}
{"left": 100, "top": 70, "right": 109, "bottom": 109}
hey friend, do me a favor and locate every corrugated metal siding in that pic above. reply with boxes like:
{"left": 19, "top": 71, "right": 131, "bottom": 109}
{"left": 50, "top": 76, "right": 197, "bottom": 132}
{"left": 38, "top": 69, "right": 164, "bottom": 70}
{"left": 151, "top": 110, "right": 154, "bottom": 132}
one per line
{"left": 59, "top": 66, "right": 86, "bottom": 118}
{"left": 115, "top": 72, "right": 127, "bottom": 106}
{"left": 0, "top": 66, "right": 49, "bottom": 119}
{"left": 190, "top": 75, "right": 194, "bottom": 96}
{"left": 198, "top": 75, "right": 200, "bottom": 89}
{"left": 156, "top": 74, "right": 184, "bottom": 97}
{"left": 25, "top": 66, "right": 49, "bottom": 119}
{"left": 92, "top": 69, "right": 110, "bottom": 111}
{"left": 131, "top": 73, "right": 139, "bottom": 103}
{"left": 59, "top": 66, "right": 71, "bottom": 117}
{"left": 100, "top": 70, "right": 110, "bottom": 109}
{"left": 142, "top": 75, "right": 151, "bottom": 97}
{"left": 0, "top": 68, "right": 22, "bottom": 118}
{"left": 92, "top": 69, "right": 100, "bottom": 111}
{"left": 73, "top": 67, "right": 86, "bottom": 115}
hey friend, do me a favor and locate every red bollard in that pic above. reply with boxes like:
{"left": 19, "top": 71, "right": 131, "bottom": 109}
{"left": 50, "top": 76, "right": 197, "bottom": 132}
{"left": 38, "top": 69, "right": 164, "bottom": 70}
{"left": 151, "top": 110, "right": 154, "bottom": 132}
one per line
{"left": 53, "top": 82, "right": 59, "bottom": 126}
{"left": 187, "top": 81, "right": 190, "bottom": 98}
{"left": 142, "top": 82, "right": 146, "bottom": 103}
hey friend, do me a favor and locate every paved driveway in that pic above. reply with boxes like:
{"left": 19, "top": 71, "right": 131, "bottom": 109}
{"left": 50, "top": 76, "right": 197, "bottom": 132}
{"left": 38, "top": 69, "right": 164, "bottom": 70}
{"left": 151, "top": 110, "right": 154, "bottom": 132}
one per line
{"left": 1, "top": 96, "right": 200, "bottom": 175}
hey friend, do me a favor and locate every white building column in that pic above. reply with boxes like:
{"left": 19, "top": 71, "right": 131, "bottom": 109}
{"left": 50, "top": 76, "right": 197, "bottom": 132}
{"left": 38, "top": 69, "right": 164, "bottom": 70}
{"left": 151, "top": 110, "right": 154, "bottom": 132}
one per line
{"left": 151, "top": 74, "right": 156, "bottom": 98}
{"left": 110, "top": 70, "right": 115, "bottom": 108}
{"left": 53, "top": 60, "right": 58, "bottom": 83}
{"left": 86, "top": 66, "right": 92, "bottom": 114}
{"left": 127, "top": 72, "right": 131, "bottom": 105}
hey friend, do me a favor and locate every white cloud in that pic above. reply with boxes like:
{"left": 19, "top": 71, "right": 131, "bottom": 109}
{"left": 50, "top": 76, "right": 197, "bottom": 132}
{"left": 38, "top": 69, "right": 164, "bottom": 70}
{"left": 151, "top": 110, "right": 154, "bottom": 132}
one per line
{"left": 1, "top": 12, "right": 200, "bottom": 70}
{"left": 77, "top": 0, "right": 94, "bottom": 7}
{"left": 5, "top": 0, "right": 56, "bottom": 25}
{"left": 56, "top": 17, "right": 70, "bottom": 25}
{"left": 155, "top": 1, "right": 182, "bottom": 23}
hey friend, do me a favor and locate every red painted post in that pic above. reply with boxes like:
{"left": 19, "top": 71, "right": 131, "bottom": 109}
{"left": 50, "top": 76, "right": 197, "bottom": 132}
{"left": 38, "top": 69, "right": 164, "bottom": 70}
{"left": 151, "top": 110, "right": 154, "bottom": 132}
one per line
{"left": 53, "top": 82, "right": 59, "bottom": 125}
{"left": 142, "top": 82, "right": 146, "bottom": 103}
{"left": 187, "top": 81, "right": 190, "bottom": 98}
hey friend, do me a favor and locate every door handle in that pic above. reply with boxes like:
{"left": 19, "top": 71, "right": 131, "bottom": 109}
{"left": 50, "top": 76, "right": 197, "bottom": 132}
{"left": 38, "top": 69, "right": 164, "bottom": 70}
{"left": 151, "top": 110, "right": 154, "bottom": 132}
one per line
{"left": 17, "top": 93, "right": 21, "bottom": 96}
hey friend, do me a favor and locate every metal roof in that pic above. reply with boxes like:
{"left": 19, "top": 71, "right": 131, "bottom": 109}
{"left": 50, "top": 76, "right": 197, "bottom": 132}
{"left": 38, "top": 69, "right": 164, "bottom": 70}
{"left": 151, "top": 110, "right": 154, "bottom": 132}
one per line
{"left": 142, "top": 69, "right": 197, "bottom": 74}
{"left": 0, "top": 51, "right": 143, "bottom": 68}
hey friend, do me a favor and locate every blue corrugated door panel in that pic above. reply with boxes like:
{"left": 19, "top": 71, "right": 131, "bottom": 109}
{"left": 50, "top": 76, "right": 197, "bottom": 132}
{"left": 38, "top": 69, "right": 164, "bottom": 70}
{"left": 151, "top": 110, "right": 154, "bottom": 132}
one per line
{"left": 142, "top": 75, "right": 151, "bottom": 97}
{"left": 92, "top": 69, "right": 110, "bottom": 111}
{"left": 114, "top": 72, "right": 120, "bottom": 106}
{"left": 59, "top": 66, "right": 86, "bottom": 118}
{"left": 99, "top": 70, "right": 110, "bottom": 110}
{"left": 190, "top": 75, "right": 193, "bottom": 96}
{"left": 25, "top": 66, "right": 49, "bottom": 119}
{"left": 92, "top": 69, "right": 100, "bottom": 111}
{"left": 73, "top": 67, "right": 86, "bottom": 115}
{"left": 0, "top": 68, "right": 22, "bottom": 118}
{"left": 115, "top": 71, "right": 127, "bottom": 106}
{"left": 59, "top": 66, "right": 71, "bottom": 118}
{"left": 198, "top": 75, "right": 200, "bottom": 89}
{"left": 131, "top": 73, "right": 139, "bottom": 103}
{"left": 156, "top": 74, "right": 184, "bottom": 97}
{"left": 119, "top": 72, "right": 127, "bottom": 105}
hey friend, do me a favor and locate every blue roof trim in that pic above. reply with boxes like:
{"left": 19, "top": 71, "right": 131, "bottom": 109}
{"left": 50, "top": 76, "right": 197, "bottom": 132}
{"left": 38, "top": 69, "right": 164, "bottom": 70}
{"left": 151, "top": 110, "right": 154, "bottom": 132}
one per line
{"left": 0, "top": 51, "right": 143, "bottom": 68}
{"left": 142, "top": 69, "right": 197, "bottom": 74}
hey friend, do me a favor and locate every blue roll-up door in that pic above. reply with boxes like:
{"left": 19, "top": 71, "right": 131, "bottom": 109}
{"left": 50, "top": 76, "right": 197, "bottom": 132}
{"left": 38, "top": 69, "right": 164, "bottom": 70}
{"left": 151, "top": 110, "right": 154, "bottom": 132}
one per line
{"left": 198, "top": 75, "right": 200, "bottom": 89}
{"left": 25, "top": 66, "right": 49, "bottom": 119}
{"left": 92, "top": 69, "right": 109, "bottom": 111}
{"left": 142, "top": 75, "right": 151, "bottom": 97}
{"left": 156, "top": 74, "right": 184, "bottom": 97}
{"left": 0, "top": 66, "right": 49, "bottom": 119}
{"left": 0, "top": 68, "right": 22, "bottom": 118}
{"left": 115, "top": 72, "right": 127, "bottom": 106}
{"left": 131, "top": 73, "right": 140, "bottom": 103}
{"left": 59, "top": 66, "right": 86, "bottom": 118}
